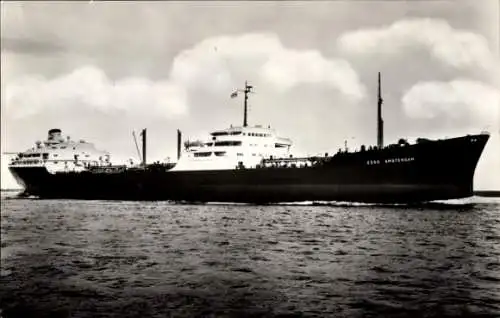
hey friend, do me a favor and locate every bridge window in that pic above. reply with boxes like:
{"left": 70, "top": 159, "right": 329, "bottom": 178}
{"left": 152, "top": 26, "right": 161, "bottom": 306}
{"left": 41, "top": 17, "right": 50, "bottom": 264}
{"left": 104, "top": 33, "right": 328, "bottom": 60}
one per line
{"left": 214, "top": 141, "right": 242, "bottom": 146}
{"left": 194, "top": 152, "right": 212, "bottom": 157}
{"left": 211, "top": 132, "right": 229, "bottom": 136}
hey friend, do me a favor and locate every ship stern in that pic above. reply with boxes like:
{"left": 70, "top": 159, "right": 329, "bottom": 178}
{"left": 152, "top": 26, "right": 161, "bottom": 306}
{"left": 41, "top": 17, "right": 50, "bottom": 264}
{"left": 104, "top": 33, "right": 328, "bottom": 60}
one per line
{"left": 8, "top": 166, "right": 52, "bottom": 197}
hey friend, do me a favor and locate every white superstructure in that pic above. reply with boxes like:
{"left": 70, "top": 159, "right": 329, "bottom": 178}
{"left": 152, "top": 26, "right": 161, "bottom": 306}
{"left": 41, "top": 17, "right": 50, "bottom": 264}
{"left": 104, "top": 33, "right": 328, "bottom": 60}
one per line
{"left": 8, "top": 129, "right": 112, "bottom": 173}
{"left": 172, "top": 125, "right": 293, "bottom": 171}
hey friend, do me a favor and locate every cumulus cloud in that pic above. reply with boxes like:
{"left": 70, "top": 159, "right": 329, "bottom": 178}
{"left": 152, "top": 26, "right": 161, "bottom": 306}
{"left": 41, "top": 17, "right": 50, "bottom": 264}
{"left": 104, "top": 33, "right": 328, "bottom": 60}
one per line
{"left": 171, "top": 33, "right": 366, "bottom": 100}
{"left": 401, "top": 79, "right": 499, "bottom": 127}
{"left": 337, "top": 18, "right": 499, "bottom": 73}
{"left": 5, "top": 66, "right": 188, "bottom": 119}
{"left": 4, "top": 33, "right": 365, "bottom": 120}
{"left": 337, "top": 18, "right": 500, "bottom": 136}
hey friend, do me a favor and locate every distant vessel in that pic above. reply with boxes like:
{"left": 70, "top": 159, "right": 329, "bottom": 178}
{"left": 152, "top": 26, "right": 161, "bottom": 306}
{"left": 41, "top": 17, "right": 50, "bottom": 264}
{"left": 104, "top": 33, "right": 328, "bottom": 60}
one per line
{"left": 7, "top": 73, "right": 490, "bottom": 203}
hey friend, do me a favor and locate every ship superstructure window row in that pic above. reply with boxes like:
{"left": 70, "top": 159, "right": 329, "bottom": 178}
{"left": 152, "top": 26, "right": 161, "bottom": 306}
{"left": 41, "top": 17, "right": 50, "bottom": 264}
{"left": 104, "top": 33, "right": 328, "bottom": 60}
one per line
{"left": 214, "top": 141, "right": 242, "bottom": 146}
{"left": 211, "top": 131, "right": 269, "bottom": 137}
{"left": 211, "top": 132, "right": 227, "bottom": 136}
{"left": 211, "top": 131, "right": 243, "bottom": 136}
{"left": 194, "top": 152, "right": 212, "bottom": 157}
{"left": 248, "top": 133, "right": 270, "bottom": 137}
{"left": 20, "top": 153, "right": 41, "bottom": 158}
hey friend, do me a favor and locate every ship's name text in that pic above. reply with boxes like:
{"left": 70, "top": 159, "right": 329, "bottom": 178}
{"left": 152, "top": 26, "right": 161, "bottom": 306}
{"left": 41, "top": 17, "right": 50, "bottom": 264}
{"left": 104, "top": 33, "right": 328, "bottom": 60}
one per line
{"left": 366, "top": 157, "right": 415, "bottom": 165}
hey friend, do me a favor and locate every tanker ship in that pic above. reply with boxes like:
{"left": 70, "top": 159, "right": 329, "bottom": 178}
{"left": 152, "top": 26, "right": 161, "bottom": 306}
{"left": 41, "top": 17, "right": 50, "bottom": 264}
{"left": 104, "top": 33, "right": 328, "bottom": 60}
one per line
{"left": 7, "top": 73, "right": 490, "bottom": 203}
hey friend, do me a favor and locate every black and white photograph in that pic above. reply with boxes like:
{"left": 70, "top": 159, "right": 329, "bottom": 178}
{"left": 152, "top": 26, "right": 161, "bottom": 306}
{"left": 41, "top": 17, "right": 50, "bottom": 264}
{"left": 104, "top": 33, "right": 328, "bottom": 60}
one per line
{"left": 1, "top": 0, "right": 499, "bottom": 317}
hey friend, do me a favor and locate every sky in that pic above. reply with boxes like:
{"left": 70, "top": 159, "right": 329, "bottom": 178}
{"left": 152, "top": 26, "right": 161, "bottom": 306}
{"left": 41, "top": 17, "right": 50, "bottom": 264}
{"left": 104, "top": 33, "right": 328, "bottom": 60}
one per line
{"left": 1, "top": 0, "right": 499, "bottom": 190}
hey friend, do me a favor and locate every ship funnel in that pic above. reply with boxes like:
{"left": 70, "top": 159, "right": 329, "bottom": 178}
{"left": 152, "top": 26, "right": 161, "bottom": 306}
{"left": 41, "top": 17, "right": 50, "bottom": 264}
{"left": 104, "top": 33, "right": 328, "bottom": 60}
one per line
{"left": 48, "top": 128, "right": 64, "bottom": 143}
{"left": 377, "top": 72, "right": 384, "bottom": 148}
{"left": 177, "top": 129, "right": 182, "bottom": 160}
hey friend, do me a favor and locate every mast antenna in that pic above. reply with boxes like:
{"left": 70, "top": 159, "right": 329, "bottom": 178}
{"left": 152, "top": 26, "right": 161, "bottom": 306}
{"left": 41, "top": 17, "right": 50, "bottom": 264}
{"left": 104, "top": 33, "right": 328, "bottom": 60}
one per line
{"left": 377, "top": 72, "right": 384, "bottom": 149}
{"left": 231, "top": 81, "right": 254, "bottom": 127}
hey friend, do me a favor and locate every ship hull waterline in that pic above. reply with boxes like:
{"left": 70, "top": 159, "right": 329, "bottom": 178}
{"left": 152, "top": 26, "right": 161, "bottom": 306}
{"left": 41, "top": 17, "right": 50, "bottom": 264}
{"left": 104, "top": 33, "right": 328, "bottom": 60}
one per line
{"left": 8, "top": 133, "right": 489, "bottom": 204}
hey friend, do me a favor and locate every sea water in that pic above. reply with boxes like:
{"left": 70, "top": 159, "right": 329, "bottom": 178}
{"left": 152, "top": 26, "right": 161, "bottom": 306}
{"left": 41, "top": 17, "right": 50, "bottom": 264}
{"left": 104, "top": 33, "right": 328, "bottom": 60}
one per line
{"left": 1, "top": 191, "right": 499, "bottom": 317}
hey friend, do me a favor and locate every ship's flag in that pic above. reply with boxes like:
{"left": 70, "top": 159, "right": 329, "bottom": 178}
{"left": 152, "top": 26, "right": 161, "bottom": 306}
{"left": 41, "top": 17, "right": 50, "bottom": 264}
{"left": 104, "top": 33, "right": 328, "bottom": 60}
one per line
{"left": 230, "top": 91, "right": 238, "bottom": 98}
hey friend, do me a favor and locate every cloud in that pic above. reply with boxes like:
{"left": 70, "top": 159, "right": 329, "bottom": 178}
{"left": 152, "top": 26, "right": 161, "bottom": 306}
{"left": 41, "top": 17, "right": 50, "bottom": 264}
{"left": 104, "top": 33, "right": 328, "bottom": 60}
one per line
{"left": 337, "top": 18, "right": 499, "bottom": 73}
{"left": 4, "top": 66, "right": 188, "bottom": 119}
{"left": 401, "top": 79, "right": 499, "bottom": 128}
{"left": 171, "top": 33, "right": 366, "bottom": 101}
{"left": 3, "top": 33, "right": 365, "bottom": 121}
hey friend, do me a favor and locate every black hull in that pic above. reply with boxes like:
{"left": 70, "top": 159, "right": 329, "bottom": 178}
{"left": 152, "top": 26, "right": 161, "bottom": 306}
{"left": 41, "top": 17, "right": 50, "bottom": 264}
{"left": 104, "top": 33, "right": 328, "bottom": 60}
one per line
{"left": 9, "top": 134, "right": 489, "bottom": 204}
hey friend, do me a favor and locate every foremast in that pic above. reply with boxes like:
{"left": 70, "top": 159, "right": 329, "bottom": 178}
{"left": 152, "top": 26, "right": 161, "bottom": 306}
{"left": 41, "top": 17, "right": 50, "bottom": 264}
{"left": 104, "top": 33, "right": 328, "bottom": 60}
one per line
{"left": 377, "top": 72, "right": 384, "bottom": 149}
